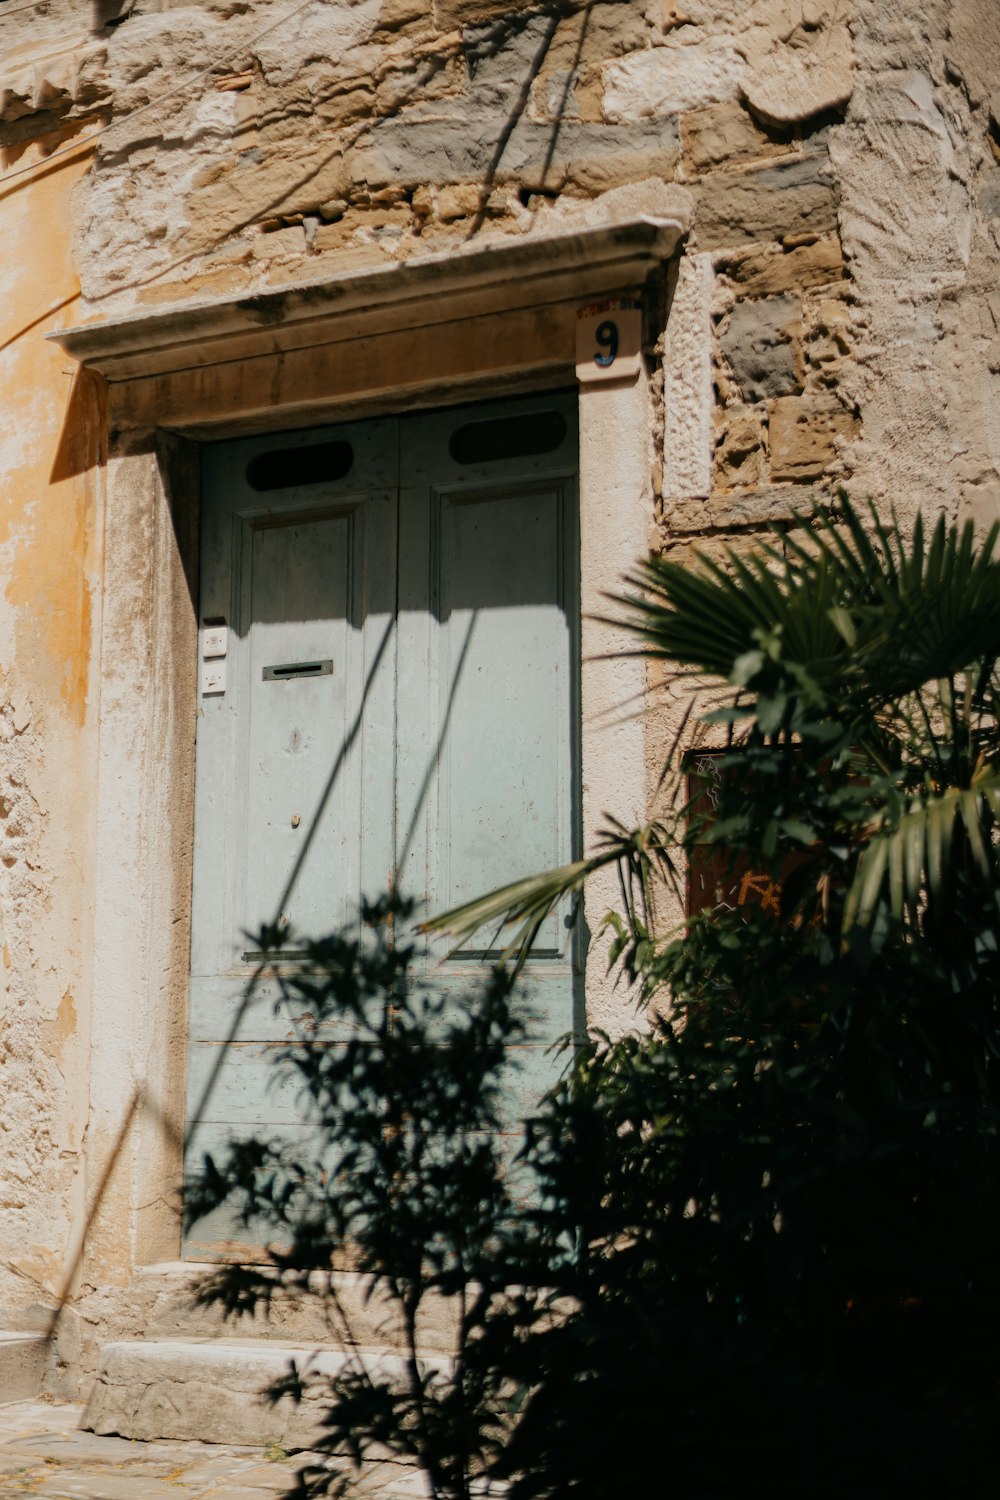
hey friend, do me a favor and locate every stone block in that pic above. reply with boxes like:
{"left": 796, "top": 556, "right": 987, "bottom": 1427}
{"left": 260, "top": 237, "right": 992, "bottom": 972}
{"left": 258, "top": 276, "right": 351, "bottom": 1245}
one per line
{"left": 563, "top": 134, "right": 679, "bottom": 194}
{"left": 463, "top": 12, "right": 552, "bottom": 92}
{"left": 535, "top": 68, "right": 581, "bottom": 122}
{"left": 654, "top": 527, "right": 710, "bottom": 564}
{"left": 693, "top": 147, "right": 839, "bottom": 250}
{"left": 435, "top": 182, "right": 482, "bottom": 221}
{"left": 132, "top": 1265, "right": 460, "bottom": 1354}
{"left": 251, "top": 4, "right": 385, "bottom": 90}
{"left": 136, "top": 265, "right": 252, "bottom": 308}
{"left": 550, "top": 175, "right": 693, "bottom": 229}
{"left": 711, "top": 483, "right": 827, "bottom": 526}
{"left": 532, "top": 64, "right": 605, "bottom": 125}
{"left": 378, "top": 0, "right": 433, "bottom": 31}
{"left": 720, "top": 293, "right": 801, "bottom": 402}
{"left": 573, "top": 66, "right": 606, "bottom": 123}
{"left": 313, "top": 203, "right": 412, "bottom": 252}
{"left": 0, "top": 1332, "right": 47, "bottom": 1402}
{"left": 411, "top": 184, "right": 434, "bottom": 219}
{"left": 768, "top": 395, "right": 856, "bottom": 480}
{"left": 435, "top": 0, "right": 520, "bottom": 26}
{"left": 548, "top": 2, "right": 648, "bottom": 72}
{"left": 680, "top": 100, "right": 793, "bottom": 175}
{"left": 536, "top": 115, "right": 679, "bottom": 193}
{"left": 722, "top": 234, "right": 844, "bottom": 296}
{"left": 713, "top": 403, "right": 764, "bottom": 488}
{"left": 464, "top": 2, "right": 644, "bottom": 94}
{"left": 348, "top": 108, "right": 678, "bottom": 193}
{"left": 376, "top": 52, "right": 465, "bottom": 115}
{"left": 312, "top": 80, "right": 377, "bottom": 127}
{"left": 802, "top": 293, "right": 852, "bottom": 385}
{"left": 742, "top": 25, "right": 855, "bottom": 127}
{"left": 604, "top": 36, "right": 746, "bottom": 122}
{"left": 667, "top": 484, "right": 825, "bottom": 532}
{"left": 664, "top": 249, "right": 713, "bottom": 501}
{"left": 250, "top": 225, "right": 305, "bottom": 261}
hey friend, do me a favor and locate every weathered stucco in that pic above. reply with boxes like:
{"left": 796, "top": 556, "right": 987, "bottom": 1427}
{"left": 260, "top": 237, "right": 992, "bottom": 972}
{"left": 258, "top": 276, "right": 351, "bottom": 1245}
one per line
{"left": 0, "top": 0, "right": 998, "bottom": 1406}
{"left": 832, "top": 0, "right": 1000, "bottom": 529}
{"left": 0, "top": 110, "right": 101, "bottom": 1365}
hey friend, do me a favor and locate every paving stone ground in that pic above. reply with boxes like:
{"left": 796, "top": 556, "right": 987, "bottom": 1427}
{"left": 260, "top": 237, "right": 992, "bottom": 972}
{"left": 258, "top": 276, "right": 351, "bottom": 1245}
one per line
{"left": 0, "top": 1404, "right": 429, "bottom": 1499}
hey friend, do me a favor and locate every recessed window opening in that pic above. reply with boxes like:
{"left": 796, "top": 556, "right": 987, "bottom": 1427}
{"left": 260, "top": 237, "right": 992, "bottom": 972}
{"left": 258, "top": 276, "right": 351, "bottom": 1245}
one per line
{"left": 246, "top": 440, "right": 354, "bottom": 492}
{"left": 448, "top": 411, "right": 567, "bottom": 466}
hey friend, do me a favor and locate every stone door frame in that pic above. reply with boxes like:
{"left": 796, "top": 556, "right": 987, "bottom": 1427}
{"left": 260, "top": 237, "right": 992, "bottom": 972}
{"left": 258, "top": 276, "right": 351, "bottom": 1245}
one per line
{"left": 49, "top": 215, "right": 684, "bottom": 1280}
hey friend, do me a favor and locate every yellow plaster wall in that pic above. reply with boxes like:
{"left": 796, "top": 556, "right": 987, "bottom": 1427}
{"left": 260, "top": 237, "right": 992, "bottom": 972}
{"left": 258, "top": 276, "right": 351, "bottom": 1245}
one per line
{"left": 0, "top": 128, "right": 102, "bottom": 1325}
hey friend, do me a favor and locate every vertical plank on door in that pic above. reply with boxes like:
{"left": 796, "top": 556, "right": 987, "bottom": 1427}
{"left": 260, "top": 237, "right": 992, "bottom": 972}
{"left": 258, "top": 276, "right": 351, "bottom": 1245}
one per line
{"left": 395, "top": 394, "right": 580, "bottom": 1128}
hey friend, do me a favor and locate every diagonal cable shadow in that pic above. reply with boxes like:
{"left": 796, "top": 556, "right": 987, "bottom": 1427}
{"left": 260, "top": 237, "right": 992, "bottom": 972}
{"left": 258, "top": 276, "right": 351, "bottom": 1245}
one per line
{"left": 185, "top": 610, "right": 480, "bottom": 1161}
{"left": 42, "top": 1084, "right": 165, "bottom": 1342}
{"left": 466, "top": 8, "right": 560, "bottom": 241}
{"left": 60, "top": 0, "right": 595, "bottom": 302}
{"left": 0, "top": 291, "right": 80, "bottom": 354}
{"left": 394, "top": 610, "right": 477, "bottom": 887}
{"left": 534, "top": 0, "right": 593, "bottom": 202}
{"left": 185, "top": 610, "right": 398, "bottom": 1154}
{"left": 39, "top": 613, "right": 397, "bottom": 1346}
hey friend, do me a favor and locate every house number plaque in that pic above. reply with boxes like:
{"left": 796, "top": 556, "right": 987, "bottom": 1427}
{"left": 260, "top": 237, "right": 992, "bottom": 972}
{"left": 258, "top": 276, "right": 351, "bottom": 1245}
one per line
{"left": 575, "top": 298, "right": 643, "bottom": 384}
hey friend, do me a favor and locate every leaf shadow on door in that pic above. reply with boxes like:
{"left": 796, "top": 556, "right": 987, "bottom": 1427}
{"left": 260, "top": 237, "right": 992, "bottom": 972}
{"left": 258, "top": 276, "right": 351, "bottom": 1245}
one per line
{"left": 187, "top": 611, "right": 396, "bottom": 1144}
{"left": 187, "top": 606, "right": 485, "bottom": 1140}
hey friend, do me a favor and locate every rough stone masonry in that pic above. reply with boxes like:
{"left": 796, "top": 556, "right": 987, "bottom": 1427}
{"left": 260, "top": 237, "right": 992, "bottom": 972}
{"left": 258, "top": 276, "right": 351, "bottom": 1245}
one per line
{"left": 5, "top": 0, "right": 997, "bottom": 539}
{"left": 0, "top": 0, "right": 999, "bottom": 1401}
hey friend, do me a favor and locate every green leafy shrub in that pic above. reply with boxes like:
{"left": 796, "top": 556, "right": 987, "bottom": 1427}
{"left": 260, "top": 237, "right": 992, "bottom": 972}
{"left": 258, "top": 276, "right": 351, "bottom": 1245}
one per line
{"left": 190, "top": 498, "right": 1000, "bottom": 1499}
{"left": 186, "top": 896, "right": 525, "bottom": 1499}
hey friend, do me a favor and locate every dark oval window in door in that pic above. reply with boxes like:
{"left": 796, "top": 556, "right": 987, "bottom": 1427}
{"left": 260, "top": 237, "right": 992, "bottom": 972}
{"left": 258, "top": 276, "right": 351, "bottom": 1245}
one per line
{"left": 246, "top": 440, "right": 354, "bottom": 492}
{"left": 448, "top": 410, "right": 568, "bottom": 466}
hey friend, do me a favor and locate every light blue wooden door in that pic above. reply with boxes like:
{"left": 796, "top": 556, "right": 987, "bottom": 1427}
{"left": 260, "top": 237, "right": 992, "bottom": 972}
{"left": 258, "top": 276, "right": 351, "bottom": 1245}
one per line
{"left": 184, "top": 394, "right": 578, "bottom": 1257}
{"left": 396, "top": 398, "right": 580, "bottom": 1130}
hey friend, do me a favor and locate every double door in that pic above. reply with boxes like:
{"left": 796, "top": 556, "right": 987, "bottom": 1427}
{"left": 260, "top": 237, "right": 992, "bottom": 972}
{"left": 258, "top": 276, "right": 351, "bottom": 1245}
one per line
{"left": 184, "top": 393, "right": 580, "bottom": 1256}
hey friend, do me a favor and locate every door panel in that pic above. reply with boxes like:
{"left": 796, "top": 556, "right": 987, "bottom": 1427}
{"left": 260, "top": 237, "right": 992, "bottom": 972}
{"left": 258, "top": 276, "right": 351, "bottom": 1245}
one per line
{"left": 245, "top": 508, "right": 363, "bottom": 947}
{"left": 395, "top": 397, "right": 579, "bottom": 1131}
{"left": 190, "top": 420, "right": 398, "bottom": 982}
{"left": 186, "top": 420, "right": 398, "bottom": 1215}
{"left": 397, "top": 482, "right": 575, "bottom": 949}
{"left": 184, "top": 394, "right": 579, "bottom": 1258}
{"left": 437, "top": 485, "right": 570, "bottom": 928}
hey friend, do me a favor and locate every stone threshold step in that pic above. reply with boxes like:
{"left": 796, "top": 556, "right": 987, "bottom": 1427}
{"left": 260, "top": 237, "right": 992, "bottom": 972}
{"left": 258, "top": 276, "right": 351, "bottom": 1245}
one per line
{"left": 83, "top": 1338, "right": 450, "bottom": 1450}
{"left": 131, "top": 1264, "right": 459, "bottom": 1355}
{"left": 0, "top": 1332, "right": 48, "bottom": 1404}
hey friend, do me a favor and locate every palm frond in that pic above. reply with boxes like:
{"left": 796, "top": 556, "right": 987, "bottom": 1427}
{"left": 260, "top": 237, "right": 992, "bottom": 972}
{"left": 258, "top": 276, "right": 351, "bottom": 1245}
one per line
{"left": 422, "top": 821, "right": 680, "bottom": 975}
{"left": 844, "top": 768, "right": 1000, "bottom": 929}
{"left": 617, "top": 498, "right": 1000, "bottom": 755}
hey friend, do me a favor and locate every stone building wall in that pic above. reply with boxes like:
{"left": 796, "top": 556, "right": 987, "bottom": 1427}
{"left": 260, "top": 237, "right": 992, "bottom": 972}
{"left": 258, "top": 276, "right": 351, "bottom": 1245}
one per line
{"left": 4, "top": 0, "right": 998, "bottom": 516}
{"left": 0, "top": 0, "right": 999, "bottom": 1396}
{"left": 7, "top": 0, "right": 996, "bottom": 528}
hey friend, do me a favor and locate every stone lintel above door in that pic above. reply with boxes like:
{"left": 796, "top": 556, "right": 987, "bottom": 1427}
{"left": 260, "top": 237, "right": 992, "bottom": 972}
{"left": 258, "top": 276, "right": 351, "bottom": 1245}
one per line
{"left": 47, "top": 217, "right": 685, "bottom": 434}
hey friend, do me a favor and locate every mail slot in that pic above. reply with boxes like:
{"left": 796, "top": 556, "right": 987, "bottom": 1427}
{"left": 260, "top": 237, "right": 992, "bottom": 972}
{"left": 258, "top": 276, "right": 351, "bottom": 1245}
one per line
{"left": 262, "top": 659, "right": 334, "bottom": 682}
